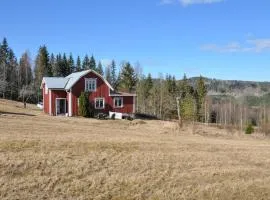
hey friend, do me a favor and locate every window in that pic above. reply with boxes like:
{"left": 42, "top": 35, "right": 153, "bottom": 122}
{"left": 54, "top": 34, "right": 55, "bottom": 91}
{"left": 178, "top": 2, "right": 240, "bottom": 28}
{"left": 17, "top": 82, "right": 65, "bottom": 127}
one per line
{"left": 114, "top": 97, "right": 123, "bottom": 108}
{"left": 95, "top": 98, "right": 105, "bottom": 109}
{"left": 85, "top": 78, "right": 97, "bottom": 92}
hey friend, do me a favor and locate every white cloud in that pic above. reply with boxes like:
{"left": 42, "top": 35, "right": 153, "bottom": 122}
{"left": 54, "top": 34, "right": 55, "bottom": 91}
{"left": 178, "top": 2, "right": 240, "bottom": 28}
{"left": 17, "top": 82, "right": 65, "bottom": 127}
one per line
{"left": 180, "top": 0, "right": 224, "bottom": 6}
{"left": 159, "top": 0, "right": 224, "bottom": 6}
{"left": 159, "top": 0, "right": 174, "bottom": 5}
{"left": 247, "top": 39, "right": 270, "bottom": 52}
{"left": 201, "top": 38, "right": 270, "bottom": 53}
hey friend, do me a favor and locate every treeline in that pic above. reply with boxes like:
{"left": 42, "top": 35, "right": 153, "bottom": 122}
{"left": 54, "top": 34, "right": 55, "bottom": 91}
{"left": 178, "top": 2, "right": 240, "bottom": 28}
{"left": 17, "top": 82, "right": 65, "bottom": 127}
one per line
{"left": 0, "top": 38, "right": 138, "bottom": 104}
{"left": 136, "top": 74, "right": 207, "bottom": 121}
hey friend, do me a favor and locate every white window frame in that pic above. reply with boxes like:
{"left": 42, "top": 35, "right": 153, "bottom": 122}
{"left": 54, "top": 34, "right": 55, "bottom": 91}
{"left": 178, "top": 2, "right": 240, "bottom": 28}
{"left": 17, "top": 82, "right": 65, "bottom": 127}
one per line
{"left": 95, "top": 98, "right": 105, "bottom": 109}
{"left": 114, "top": 97, "right": 123, "bottom": 108}
{"left": 85, "top": 78, "right": 97, "bottom": 92}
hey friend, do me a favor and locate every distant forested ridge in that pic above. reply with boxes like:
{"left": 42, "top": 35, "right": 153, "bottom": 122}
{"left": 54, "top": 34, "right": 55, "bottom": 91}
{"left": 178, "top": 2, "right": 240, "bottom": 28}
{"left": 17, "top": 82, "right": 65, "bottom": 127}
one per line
{"left": 187, "top": 77, "right": 270, "bottom": 106}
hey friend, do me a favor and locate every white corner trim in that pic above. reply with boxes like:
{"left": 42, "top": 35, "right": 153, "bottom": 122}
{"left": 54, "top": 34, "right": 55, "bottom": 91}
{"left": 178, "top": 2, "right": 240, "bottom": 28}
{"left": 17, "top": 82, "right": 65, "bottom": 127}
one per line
{"left": 43, "top": 87, "right": 45, "bottom": 113}
{"left": 69, "top": 90, "right": 72, "bottom": 117}
{"left": 133, "top": 96, "right": 136, "bottom": 113}
{"left": 49, "top": 90, "right": 52, "bottom": 115}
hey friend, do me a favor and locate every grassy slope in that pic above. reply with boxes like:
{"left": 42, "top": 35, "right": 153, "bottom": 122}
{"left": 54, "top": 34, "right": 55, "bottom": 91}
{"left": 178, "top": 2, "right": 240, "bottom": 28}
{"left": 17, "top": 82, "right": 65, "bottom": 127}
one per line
{"left": 1, "top": 99, "right": 270, "bottom": 199}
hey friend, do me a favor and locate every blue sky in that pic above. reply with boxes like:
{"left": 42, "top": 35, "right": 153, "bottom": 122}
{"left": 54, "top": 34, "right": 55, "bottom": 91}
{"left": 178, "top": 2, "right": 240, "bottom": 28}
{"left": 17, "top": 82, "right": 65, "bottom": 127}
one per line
{"left": 0, "top": 0, "right": 270, "bottom": 81}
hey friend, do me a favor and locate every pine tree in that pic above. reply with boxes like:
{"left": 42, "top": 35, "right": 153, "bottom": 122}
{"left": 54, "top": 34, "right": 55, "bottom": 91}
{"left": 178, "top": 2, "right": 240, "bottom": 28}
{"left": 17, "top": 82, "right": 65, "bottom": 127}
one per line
{"left": 119, "top": 62, "right": 137, "bottom": 93}
{"left": 96, "top": 61, "right": 104, "bottom": 76}
{"left": 68, "top": 53, "right": 75, "bottom": 73}
{"left": 89, "top": 55, "right": 96, "bottom": 70}
{"left": 110, "top": 60, "right": 117, "bottom": 88}
{"left": 76, "top": 56, "right": 81, "bottom": 72}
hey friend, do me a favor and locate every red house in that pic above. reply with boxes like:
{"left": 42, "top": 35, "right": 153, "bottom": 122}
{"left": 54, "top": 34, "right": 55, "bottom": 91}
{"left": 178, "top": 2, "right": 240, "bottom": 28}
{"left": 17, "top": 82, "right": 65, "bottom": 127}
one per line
{"left": 41, "top": 70, "right": 136, "bottom": 117}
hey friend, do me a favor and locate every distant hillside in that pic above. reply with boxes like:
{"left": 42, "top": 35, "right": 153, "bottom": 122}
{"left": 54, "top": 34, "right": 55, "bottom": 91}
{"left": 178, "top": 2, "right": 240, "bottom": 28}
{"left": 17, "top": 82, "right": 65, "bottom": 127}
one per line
{"left": 188, "top": 77, "right": 270, "bottom": 106}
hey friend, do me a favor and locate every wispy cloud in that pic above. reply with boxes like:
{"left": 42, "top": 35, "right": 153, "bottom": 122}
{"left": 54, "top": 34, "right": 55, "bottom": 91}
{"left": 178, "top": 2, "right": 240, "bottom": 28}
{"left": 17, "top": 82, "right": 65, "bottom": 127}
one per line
{"left": 159, "top": 0, "right": 224, "bottom": 6}
{"left": 100, "top": 59, "right": 112, "bottom": 67}
{"left": 201, "top": 39, "right": 270, "bottom": 53}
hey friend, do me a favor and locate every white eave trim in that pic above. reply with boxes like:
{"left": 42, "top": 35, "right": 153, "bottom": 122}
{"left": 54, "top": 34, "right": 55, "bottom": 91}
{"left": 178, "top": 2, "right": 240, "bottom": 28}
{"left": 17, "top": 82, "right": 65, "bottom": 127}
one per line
{"left": 49, "top": 90, "right": 52, "bottom": 115}
{"left": 69, "top": 89, "right": 72, "bottom": 117}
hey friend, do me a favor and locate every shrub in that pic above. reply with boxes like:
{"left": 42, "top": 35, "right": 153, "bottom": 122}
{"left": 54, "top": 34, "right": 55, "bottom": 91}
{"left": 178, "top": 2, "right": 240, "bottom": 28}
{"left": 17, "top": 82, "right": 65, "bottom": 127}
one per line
{"left": 245, "top": 124, "right": 254, "bottom": 135}
{"left": 78, "top": 92, "right": 90, "bottom": 117}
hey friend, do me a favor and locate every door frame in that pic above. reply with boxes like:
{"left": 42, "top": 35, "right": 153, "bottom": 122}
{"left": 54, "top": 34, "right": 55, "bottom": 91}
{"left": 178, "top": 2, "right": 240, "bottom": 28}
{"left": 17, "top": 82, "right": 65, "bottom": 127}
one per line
{"left": 55, "top": 98, "right": 67, "bottom": 116}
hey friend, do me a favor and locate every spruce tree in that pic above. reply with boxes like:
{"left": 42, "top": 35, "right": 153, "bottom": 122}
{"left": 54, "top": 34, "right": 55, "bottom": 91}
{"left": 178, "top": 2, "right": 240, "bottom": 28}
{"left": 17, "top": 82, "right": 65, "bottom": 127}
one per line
{"left": 119, "top": 62, "right": 137, "bottom": 93}
{"left": 196, "top": 76, "right": 207, "bottom": 122}
{"left": 68, "top": 53, "right": 75, "bottom": 74}
{"left": 110, "top": 60, "right": 117, "bottom": 88}
{"left": 6, "top": 49, "right": 19, "bottom": 99}
{"left": 76, "top": 56, "right": 81, "bottom": 72}
{"left": 0, "top": 38, "right": 9, "bottom": 98}
{"left": 96, "top": 61, "right": 104, "bottom": 76}
{"left": 82, "top": 55, "right": 90, "bottom": 70}
{"left": 145, "top": 73, "right": 153, "bottom": 98}
{"left": 54, "top": 54, "right": 62, "bottom": 76}
{"left": 89, "top": 55, "right": 96, "bottom": 70}
{"left": 34, "top": 45, "right": 51, "bottom": 87}
{"left": 61, "top": 53, "right": 70, "bottom": 76}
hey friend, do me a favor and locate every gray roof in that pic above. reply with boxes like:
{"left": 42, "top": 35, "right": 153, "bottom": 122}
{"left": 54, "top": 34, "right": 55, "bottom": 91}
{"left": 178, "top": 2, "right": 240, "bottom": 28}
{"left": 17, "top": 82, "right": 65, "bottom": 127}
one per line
{"left": 42, "top": 70, "right": 114, "bottom": 91}
{"left": 64, "top": 70, "right": 91, "bottom": 90}
{"left": 42, "top": 77, "right": 69, "bottom": 89}
{"left": 110, "top": 90, "right": 136, "bottom": 96}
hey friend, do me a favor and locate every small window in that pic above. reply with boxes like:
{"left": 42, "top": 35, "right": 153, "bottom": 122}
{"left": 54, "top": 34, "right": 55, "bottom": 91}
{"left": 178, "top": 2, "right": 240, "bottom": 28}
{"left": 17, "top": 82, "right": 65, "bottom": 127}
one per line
{"left": 114, "top": 97, "right": 123, "bottom": 108}
{"left": 85, "top": 78, "right": 97, "bottom": 92}
{"left": 95, "top": 98, "right": 105, "bottom": 109}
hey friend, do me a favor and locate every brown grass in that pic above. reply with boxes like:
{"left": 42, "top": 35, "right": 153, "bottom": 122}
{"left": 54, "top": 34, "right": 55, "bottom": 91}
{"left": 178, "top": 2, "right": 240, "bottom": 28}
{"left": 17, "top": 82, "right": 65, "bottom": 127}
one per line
{"left": 1, "top": 99, "right": 270, "bottom": 199}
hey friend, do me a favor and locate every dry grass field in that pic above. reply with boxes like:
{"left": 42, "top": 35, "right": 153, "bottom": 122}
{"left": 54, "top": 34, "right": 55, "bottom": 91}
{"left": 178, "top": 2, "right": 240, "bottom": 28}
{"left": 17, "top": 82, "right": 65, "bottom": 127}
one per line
{"left": 1, "top": 99, "right": 270, "bottom": 200}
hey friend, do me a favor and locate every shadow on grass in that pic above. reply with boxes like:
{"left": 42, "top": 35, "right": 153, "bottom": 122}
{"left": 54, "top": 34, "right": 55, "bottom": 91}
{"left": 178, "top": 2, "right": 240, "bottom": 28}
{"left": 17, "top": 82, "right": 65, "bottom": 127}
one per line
{"left": 0, "top": 111, "right": 36, "bottom": 117}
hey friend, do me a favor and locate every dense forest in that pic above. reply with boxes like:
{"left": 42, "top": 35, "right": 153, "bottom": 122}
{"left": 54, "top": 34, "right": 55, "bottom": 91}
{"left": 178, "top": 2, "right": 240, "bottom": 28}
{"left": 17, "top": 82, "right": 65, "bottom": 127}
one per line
{"left": 1, "top": 37, "right": 270, "bottom": 134}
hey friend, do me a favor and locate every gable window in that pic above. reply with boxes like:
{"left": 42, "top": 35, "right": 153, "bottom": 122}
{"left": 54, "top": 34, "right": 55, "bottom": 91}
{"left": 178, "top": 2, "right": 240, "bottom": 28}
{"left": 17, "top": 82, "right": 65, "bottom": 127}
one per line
{"left": 95, "top": 98, "right": 105, "bottom": 109}
{"left": 85, "top": 78, "right": 97, "bottom": 92}
{"left": 114, "top": 97, "right": 123, "bottom": 108}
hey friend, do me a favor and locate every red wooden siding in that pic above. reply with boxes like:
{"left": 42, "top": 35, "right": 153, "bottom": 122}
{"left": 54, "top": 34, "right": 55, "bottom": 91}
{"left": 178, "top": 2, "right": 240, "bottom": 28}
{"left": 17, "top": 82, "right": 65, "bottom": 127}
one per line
{"left": 71, "top": 71, "right": 134, "bottom": 116}
{"left": 112, "top": 96, "right": 134, "bottom": 114}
